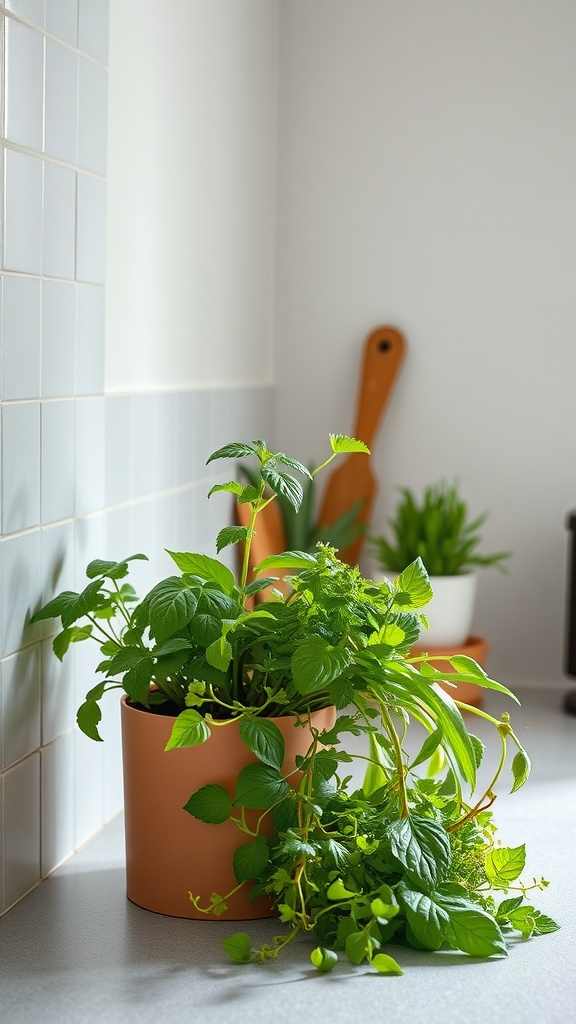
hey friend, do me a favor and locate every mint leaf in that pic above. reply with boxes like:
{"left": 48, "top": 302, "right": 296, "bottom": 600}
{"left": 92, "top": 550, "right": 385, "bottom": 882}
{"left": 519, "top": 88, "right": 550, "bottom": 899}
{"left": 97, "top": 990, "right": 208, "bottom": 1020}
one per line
{"left": 239, "top": 718, "right": 285, "bottom": 771}
{"left": 234, "top": 763, "right": 290, "bottom": 809}
{"left": 445, "top": 905, "right": 508, "bottom": 958}
{"left": 233, "top": 835, "right": 269, "bottom": 883}
{"left": 184, "top": 784, "right": 232, "bottom": 823}
{"left": 207, "top": 442, "right": 257, "bottom": 463}
{"left": 399, "top": 883, "right": 450, "bottom": 950}
{"left": 389, "top": 814, "right": 452, "bottom": 890}
{"left": 165, "top": 551, "right": 236, "bottom": 593}
{"left": 165, "top": 709, "right": 211, "bottom": 750}
{"left": 510, "top": 748, "right": 531, "bottom": 793}
{"left": 485, "top": 844, "right": 526, "bottom": 888}
{"left": 221, "top": 932, "right": 253, "bottom": 963}
{"left": 254, "top": 551, "right": 317, "bottom": 573}
{"left": 329, "top": 434, "right": 370, "bottom": 454}
{"left": 216, "top": 525, "right": 254, "bottom": 552}
{"left": 76, "top": 698, "right": 103, "bottom": 742}
{"left": 260, "top": 466, "right": 303, "bottom": 512}
{"left": 291, "top": 635, "right": 352, "bottom": 694}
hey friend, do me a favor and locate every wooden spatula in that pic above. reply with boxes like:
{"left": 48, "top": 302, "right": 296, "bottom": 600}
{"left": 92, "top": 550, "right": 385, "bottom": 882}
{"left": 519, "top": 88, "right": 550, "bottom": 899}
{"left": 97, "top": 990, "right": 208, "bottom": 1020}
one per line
{"left": 317, "top": 325, "right": 406, "bottom": 566}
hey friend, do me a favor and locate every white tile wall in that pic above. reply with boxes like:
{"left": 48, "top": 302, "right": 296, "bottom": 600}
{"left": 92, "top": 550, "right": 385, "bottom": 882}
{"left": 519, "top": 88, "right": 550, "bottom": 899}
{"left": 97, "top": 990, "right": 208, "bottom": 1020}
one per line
{"left": 4, "top": 16, "right": 43, "bottom": 150}
{"left": 0, "top": 0, "right": 275, "bottom": 916}
{"left": 41, "top": 280, "right": 76, "bottom": 397}
{"left": 1, "top": 275, "right": 41, "bottom": 399}
{"left": 42, "top": 161, "right": 76, "bottom": 279}
{"left": 41, "top": 400, "right": 75, "bottom": 524}
{"left": 44, "top": 38, "right": 77, "bottom": 164}
{"left": 3, "top": 148, "right": 43, "bottom": 272}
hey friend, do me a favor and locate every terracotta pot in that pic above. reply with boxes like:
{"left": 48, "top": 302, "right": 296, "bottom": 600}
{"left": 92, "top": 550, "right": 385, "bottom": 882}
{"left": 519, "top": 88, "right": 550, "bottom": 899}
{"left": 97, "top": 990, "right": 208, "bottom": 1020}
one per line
{"left": 412, "top": 634, "right": 488, "bottom": 708}
{"left": 121, "top": 698, "right": 336, "bottom": 919}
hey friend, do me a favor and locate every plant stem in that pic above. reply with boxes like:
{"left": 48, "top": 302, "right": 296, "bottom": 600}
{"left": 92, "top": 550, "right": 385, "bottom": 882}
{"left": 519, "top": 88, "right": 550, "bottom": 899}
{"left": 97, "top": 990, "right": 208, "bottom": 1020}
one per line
{"left": 380, "top": 703, "right": 409, "bottom": 818}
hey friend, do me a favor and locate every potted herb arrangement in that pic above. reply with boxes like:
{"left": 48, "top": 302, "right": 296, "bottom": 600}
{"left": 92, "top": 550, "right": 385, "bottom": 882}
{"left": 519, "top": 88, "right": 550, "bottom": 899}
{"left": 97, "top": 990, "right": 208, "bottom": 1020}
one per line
{"left": 371, "top": 481, "right": 511, "bottom": 648}
{"left": 32, "top": 437, "right": 556, "bottom": 973}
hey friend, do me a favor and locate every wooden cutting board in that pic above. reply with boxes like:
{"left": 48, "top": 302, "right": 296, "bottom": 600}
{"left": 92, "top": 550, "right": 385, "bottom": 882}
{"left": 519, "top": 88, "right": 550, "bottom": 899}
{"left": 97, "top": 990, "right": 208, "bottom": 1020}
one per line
{"left": 317, "top": 325, "right": 406, "bottom": 565}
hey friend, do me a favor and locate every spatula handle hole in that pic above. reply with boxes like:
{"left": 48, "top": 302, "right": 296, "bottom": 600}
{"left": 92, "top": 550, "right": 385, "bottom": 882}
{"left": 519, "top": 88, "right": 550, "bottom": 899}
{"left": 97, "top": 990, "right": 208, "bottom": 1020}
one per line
{"left": 378, "top": 340, "right": 392, "bottom": 352}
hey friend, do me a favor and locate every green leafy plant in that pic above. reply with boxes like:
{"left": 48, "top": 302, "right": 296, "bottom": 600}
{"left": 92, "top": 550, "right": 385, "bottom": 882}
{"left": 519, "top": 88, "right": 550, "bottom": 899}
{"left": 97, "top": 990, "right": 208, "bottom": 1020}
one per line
{"left": 184, "top": 555, "right": 557, "bottom": 971}
{"left": 239, "top": 462, "right": 364, "bottom": 554}
{"left": 372, "top": 481, "right": 511, "bottom": 576}
{"left": 32, "top": 436, "right": 555, "bottom": 974}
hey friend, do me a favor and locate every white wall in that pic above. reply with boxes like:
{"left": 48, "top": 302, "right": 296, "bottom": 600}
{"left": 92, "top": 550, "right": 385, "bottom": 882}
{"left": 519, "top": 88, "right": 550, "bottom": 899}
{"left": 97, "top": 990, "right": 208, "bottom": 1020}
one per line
{"left": 275, "top": 0, "right": 576, "bottom": 689}
{"left": 105, "top": 0, "right": 278, "bottom": 390}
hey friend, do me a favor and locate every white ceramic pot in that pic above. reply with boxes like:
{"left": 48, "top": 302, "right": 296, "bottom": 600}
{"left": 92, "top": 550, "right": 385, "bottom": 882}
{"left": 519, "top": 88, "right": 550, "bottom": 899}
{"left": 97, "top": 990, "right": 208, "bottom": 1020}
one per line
{"left": 377, "top": 570, "right": 478, "bottom": 648}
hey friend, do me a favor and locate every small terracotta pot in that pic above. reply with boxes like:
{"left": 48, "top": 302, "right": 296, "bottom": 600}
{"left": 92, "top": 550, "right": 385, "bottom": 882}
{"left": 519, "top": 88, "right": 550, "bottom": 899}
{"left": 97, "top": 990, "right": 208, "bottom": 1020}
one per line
{"left": 121, "top": 699, "right": 336, "bottom": 919}
{"left": 412, "top": 635, "right": 488, "bottom": 708}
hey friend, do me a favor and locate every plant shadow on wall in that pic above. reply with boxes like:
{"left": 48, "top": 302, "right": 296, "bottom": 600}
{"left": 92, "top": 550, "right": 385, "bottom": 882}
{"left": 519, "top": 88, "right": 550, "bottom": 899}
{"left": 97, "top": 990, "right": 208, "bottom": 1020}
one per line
{"left": 32, "top": 435, "right": 558, "bottom": 976}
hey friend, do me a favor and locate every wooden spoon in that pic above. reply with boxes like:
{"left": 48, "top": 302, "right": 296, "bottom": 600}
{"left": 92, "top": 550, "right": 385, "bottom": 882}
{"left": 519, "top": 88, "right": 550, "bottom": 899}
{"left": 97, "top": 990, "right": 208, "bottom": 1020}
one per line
{"left": 317, "top": 325, "right": 406, "bottom": 565}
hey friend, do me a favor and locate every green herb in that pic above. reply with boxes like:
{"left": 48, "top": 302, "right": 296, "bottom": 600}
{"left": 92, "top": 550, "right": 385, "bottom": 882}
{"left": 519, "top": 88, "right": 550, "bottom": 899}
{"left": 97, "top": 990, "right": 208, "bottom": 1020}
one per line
{"left": 372, "top": 481, "right": 511, "bottom": 576}
{"left": 32, "top": 435, "right": 556, "bottom": 975}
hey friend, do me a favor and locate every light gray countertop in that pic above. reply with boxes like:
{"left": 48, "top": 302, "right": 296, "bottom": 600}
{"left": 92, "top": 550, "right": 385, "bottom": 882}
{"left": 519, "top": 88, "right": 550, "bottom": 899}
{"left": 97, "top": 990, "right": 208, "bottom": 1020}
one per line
{"left": 1, "top": 688, "right": 576, "bottom": 1024}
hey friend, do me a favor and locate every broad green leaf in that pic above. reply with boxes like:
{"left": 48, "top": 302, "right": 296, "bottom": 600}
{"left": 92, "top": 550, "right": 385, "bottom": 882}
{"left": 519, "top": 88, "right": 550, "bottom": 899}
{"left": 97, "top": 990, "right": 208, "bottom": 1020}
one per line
{"left": 147, "top": 577, "right": 199, "bottom": 643}
{"left": 238, "top": 485, "right": 261, "bottom": 504}
{"left": 85, "top": 554, "right": 147, "bottom": 580}
{"left": 326, "top": 878, "right": 356, "bottom": 900}
{"left": 410, "top": 726, "right": 443, "bottom": 770}
{"left": 496, "top": 896, "right": 524, "bottom": 919}
{"left": 165, "top": 709, "right": 211, "bottom": 750}
{"left": 510, "top": 748, "right": 531, "bottom": 793}
{"left": 210, "top": 892, "right": 228, "bottom": 917}
{"left": 446, "top": 655, "right": 520, "bottom": 703}
{"left": 274, "top": 453, "right": 312, "bottom": 479}
{"left": 207, "top": 481, "right": 243, "bottom": 498}
{"left": 310, "top": 947, "right": 338, "bottom": 972}
{"left": 239, "top": 718, "right": 285, "bottom": 771}
{"left": 291, "top": 635, "right": 352, "bottom": 695}
{"left": 527, "top": 911, "right": 560, "bottom": 936}
{"left": 234, "top": 763, "right": 290, "bottom": 809}
{"left": 444, "top": 905, "right": 508, "bottom": 958}
{"left": 345, "top": 930, "right": 376, "bottom": 966}
{"left": 30, "top": 590, "right": 79, "bottom": 625}
{"left": 380, "top": 623, "right": 406, "bottom": 646}
{"left": 183, "top": 784, "right": 232, "bottom": 823}
{"left": 485, "top": 844, "right": 526, "bottom": 887}
{"left": 233, "top": 834, "right": 269, "bottom": 883}
{"left": 383, "top": 667, "right": 477, "bottom": 790}
{"left": 244, "top": 577, "right": 278, "bottom": 597}
{"left": 76, "top": 699, "right": 103, "bottom": 742}
{"left": 122, "top": 659, "right": 154, "bottom": 704}
{"left": 53, "top": 624, "right": 92, "bottom": 660}
{"left": 260, "top": 466, "right": 303, "bottom": 512}
{"left": 165, "top": 551, "right": 236, "bottom": 593}
{"left": 370, "top": 898, "right": 399, "bottom": 920}
{"left": 207, "top": 442, "right": 257, "bottom": 463}
{"left": 329, "top": 434, "right": 370, "bottom": 455}
{"left": 221, "top": 932, "right": 253, "bottom": 964}
{"left": 153, "top": 637, "right": 193, "bottom": 656}
{"left": 103, "top": 646, "right": 152, "bottom": 676}
{"left": 399, "top": 883, "right": 450, "bottom": 950}
{"left": 388, "top": 814, "right": 452, "bottom": 890}
{"left": 254, "top": 550, "right": 317, "bottom": 573}
{"left": 469, "top": 733, "right": 485, "bottom": 768}
{"left": 61, "top": 579, "right": 105, "bottom": 628}
{"left": 392, "top": 558, "right": 434, "bottom": 609}
{"left": 280, "top": 830, "right": 316, "bottom": 857}
{"left": 216, "top": 525, "right": 254, "bottom": 552}
{"left": 205, "top": 635, "right": 232, "bottom": 671}
{"left": 372, "top": 953, "right": 403, "bottom": 975}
